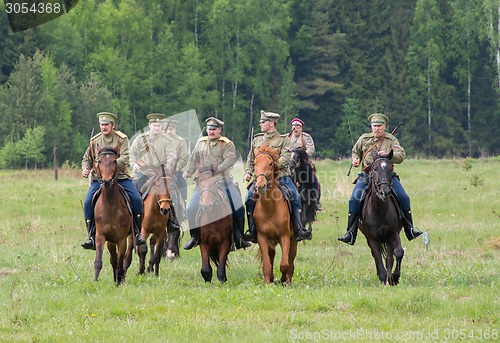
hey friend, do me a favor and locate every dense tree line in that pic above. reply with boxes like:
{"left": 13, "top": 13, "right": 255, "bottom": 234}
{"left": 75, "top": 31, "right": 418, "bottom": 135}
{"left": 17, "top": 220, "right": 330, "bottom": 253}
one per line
{"left": 0, "top": 0, "right": 499, "bottom": 168}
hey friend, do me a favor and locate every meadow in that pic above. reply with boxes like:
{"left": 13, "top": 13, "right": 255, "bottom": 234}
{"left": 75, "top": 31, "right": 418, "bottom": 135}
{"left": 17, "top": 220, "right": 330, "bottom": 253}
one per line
{"left": 0, "top": 158, "right": 498, "bottom": 342}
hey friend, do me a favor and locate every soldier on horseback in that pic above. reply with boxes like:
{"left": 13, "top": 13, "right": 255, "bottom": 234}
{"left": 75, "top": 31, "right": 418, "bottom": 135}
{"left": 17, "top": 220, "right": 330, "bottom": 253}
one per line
{"left": 129, "top": 113, "right": 182, "bottom": 232}
{"left": 338, "top": 113, "right": 423, "bottom": 245}
{"left": 288, "top": 117, "right": 322, "bottom": 212}
{"left": 81, "top": 112, "right": 146, "bottom": 250}
{"left": 183, "top": 117, "right": 251, "bottom": 251}
{"left": 243, "top": 111, "right": 313, "bottom": 243}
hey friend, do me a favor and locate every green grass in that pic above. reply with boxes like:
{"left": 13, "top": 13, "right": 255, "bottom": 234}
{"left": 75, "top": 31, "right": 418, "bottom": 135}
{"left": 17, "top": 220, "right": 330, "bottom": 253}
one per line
{"left": 0, "top": 158, "right": 499, "bottom": 342}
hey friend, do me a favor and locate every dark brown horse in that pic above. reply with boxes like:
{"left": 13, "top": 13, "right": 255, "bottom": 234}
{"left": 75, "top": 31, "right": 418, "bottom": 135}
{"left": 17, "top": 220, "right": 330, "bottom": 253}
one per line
{"left": 93, "top": 147, "right": 133, "bottom": 285}
{"left": 253, "top": 145, "right": 297, "bottom": 284}
{"left": 359, "top": 150, "right": 404, "bottom": 285}
{"left": 197, "top": 166, "right": 232, "bottom": 283}
{"left": 137, "top": 171, "right": 173, "bottom": 276}
{"left": 289, "top": 147, "right": 318, "bottom": 231}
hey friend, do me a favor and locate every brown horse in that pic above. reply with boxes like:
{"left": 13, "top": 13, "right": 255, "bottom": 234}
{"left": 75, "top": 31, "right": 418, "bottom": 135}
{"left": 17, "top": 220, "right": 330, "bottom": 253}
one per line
{"left": 253, "top": 145, "right": 297, "bottom": 284}
{"left": 359, "top": 150, "right": 404, "bottom": 285}
{"left": 197, "top": 166, "right": 232, "bottom": 283}
{"left": 137, "top": 171, "right": 173, "bottom": 276}
{"left": 93, "top": 147, "right": 133, "bottom": 285}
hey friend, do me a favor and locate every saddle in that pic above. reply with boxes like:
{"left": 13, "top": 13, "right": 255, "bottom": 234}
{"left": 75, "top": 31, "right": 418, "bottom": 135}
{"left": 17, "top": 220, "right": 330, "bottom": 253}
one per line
{"left": 277, "top": 182, "right": 294, "bottom": 215}
{"left": 92, "top": 183, "right": 133, "bottom": 216}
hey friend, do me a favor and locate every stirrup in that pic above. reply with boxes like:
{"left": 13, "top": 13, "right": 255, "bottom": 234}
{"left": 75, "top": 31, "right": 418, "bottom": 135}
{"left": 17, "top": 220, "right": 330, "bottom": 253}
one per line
{"left": 183, "top": 237, "right": 199, "bottom": 250}
{"left": 338, "top": 231, "right": 355, "bottom": 245}
{"left": 406, "top": 226, "right": 423, "bottom": 240}
{"left": 135, "top": 234, "right": 146, "bottom": 246}
{"left": 81, "top": 237, "right": 95, "bottom": 250}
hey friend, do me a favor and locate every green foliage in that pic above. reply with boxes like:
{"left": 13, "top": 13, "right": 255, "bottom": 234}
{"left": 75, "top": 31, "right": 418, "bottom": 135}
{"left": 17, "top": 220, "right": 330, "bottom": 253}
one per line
{"left": 0, "top": 126, "right": 46, "bottom": 169}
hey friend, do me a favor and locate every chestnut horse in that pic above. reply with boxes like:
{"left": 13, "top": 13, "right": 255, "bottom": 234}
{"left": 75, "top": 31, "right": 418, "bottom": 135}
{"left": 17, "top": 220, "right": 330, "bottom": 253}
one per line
{"left": 93, "top": 147, "right": 133, "bottom": 285}
{"left": 137, "top": 171, "right": 173, "bottom": 276}
{"left": 197, "top": 166, "right": 232, "bottom": 283}
{"left": 359, "top": 150, "right": 404, "bottom": 285}
{"left": 253, "top": 145, "right": 297, "bottom": 284}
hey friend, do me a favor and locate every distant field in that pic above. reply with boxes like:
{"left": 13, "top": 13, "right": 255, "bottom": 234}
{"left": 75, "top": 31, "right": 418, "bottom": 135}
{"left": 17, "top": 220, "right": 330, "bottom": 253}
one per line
{"left": 0, "top": 158, "right": 498, "bottom": 342}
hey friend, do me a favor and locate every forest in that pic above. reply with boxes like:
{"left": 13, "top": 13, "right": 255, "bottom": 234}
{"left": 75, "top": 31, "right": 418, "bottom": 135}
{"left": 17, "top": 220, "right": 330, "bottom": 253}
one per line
{"left": 0, "top": 0, "right": 499, "bottom": 169}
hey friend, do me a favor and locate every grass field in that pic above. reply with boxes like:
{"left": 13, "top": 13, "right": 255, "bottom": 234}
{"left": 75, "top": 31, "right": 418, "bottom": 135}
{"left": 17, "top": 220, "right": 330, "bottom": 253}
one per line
{"left": 0, "top": 158, "right": 499, "bottom": 342}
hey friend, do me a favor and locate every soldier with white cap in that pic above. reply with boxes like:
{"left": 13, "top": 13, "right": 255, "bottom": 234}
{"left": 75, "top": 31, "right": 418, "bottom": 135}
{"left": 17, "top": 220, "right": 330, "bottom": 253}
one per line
{"left": 81, "top": 112, "right": 146, "bottom": 249}
{"left": 243, "top": 110, "right": 312, "bottom": 242}
{"left": 338, "top": 113, "right": 423, "bottom": 245}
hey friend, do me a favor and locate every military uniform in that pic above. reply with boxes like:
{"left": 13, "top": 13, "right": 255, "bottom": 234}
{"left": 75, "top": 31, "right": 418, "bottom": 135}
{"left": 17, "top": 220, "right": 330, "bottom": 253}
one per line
{"left": 338, "top": 113, "right": 423, "bottom": 245}
{"left": 81, "top": 112, "right": 145, "bottom": 249}
{"left": 244, "top": 111, "right": 312, "bottom": 242}
{"left": 183, "top": 117, "right": 250, "bottom": 250}
{"left": 289, "top": 132, "right": 315, "bottom": 157}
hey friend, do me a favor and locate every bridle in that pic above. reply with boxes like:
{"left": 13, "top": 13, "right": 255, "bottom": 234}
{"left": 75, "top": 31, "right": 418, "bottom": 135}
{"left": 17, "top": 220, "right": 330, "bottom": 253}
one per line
{"left": 95, "top": 150, "right": 119, "bottom": 188}
{"left": 370, "top": 157, "right": 393, "bottom": 201}
{"left": 155, "top": 176, "right": 172, "bottom": 208}
{"left": 198, "top": 169, "right": 224, "bottom": 212}
{"left": 254, "top": 151, "right": 277, "bottom": 192}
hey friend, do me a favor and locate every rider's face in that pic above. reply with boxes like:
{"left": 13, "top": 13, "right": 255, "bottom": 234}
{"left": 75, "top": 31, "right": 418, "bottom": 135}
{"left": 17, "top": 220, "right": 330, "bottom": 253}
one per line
{"left": 371, "top": 123, "right": 386, "bottom": 138}
{"left": 100, "top": 122, "right": 114, "bottom": 135}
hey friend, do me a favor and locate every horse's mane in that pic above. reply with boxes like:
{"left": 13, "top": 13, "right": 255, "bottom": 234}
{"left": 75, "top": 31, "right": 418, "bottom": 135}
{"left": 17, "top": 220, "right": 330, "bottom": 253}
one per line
{"left": 257, "top": 144, "right": 279, "bottom": 161}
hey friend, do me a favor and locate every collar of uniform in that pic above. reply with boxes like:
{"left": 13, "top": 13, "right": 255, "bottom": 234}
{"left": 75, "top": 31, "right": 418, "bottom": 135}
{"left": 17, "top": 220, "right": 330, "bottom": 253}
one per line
{"left": 263, "top": 131, "right": 279, "bottom": 141}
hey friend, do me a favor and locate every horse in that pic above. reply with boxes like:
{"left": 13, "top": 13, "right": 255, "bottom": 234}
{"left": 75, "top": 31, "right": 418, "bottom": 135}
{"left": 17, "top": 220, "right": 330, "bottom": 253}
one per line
{"left": 253, "top": 145, "right": 297, "bottom": 284}
{"left": 289, "top": 147, "right": 318, "bottom": 231}
{"left": 197, "top": 166, "right": 232, "bottom": 283}
{"left": 93, "top": 147, "right": 133, "bottom": 285}
{"left": 137, "top": 170, "right": 173, "bottom": 276}
{"left": 359, "top": 150, "right": 404, "bottom": 285}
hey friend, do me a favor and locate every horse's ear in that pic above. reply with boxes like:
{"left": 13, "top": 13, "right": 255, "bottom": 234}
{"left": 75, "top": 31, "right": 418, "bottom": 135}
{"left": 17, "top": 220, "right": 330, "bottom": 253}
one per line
{"left": 387, "top": 149, "right": 393, "bottom": 160}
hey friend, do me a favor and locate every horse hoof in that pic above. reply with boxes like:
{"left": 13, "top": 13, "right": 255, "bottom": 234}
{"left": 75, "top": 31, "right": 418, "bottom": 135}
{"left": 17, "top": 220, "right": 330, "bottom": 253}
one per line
{"left": 166, "top": 250, "right": 177, "bottom": 260}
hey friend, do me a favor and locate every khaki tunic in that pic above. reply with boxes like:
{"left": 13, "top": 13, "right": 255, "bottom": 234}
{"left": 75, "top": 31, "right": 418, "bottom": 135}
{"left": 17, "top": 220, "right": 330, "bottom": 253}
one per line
{"left": 289, "top": 132, "right": 315, "bottom": 157}
{"left": 82, "top": 131, "right": 132, "bottom": 179}
{"left": 167, "top": 133, "right": 189, "bottom": 172}
{"left": 245, "top": 131, "right": 292, "bottom": 177}
{"left": 352, "top": 132, "right": 406, "bottom": 168}
{"left": 186, "top": 136, "right": 237, "bottom": 180}
{"left": 129, "top": 132, "right": 177, "bottom": 177}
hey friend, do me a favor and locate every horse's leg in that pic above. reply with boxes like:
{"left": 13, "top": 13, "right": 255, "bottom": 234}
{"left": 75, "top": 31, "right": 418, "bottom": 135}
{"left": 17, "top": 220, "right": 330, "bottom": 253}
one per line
{"left": 287, "top": 239, "right": 298, "bottom": 284}
{"left": 107, "top": 242, "right": 118, "bottom": 284}
{"left": 153, "top": 233, "right": 165, "bottom": 277}
{"left": 366, "top": 240, "right": 387, "bottom": 284}
{"left": 279, "top": 236, "right": 290, "bottom": 285}
{"left": 137, "top": 239, "right": 148, "bottom": 275}
{"left": 390, "top": 237, "right": 404, "bottom": 286}
{"left": 385, "top": 244, "right": 395, "bottom": 286}
{"left": 200, "top": 244, "right": 212, "bottom": 283}
{"left": 166, "top": 230, "right": 180, "bottom": 259}
{"left": 217, "top": 243, "right": 231, "bottom": 283}
{"left": 147, "top": 237, "right": 156, "bottom": 274}
{"left": 258, "top": 236, "right": 273, "bottom": 284}
{"left": 93, "top": 241, "right": 104, "bottom": 282}
{"left": 123, "top": 235, "right": 133, "bottom": 273}
{"left": 116, "top": 239, "right": 127, "bottom": 285}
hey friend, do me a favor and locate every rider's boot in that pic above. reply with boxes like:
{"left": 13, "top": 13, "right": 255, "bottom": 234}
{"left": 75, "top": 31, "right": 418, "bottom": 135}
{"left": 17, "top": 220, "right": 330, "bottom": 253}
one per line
{"left": 402, "top": 209, "right": 423, "bottom": 241}
{"left": 183, "top": 228, "right": 200, "bottom": 250}
{"left": 133, "top": 214, "right": 147, "bottom": 246}
{"left": 243, "top": 211, "right": 258, "bottom": 243}
{"left": 312, "top": 195, "right": 322, "bottom": 212}
{"left": 338, "top": 212, "right": 359, "bottom": 245}
{"left": 292, "top": 208, "right": 312, "bottom": 242}
{"left": 233, "top": 215, "right": 251, "bottom": 250}
{"left": 81, "top": 219, "right": 96, "bottom": 250}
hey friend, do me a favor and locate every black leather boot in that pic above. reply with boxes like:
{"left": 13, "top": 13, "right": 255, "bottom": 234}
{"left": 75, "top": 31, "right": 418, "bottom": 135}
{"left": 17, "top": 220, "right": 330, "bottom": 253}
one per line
{"left": 233, "top": 215, "right": 251, "bottom": 249}
{"left": 81, "top": 219, "right": 96, "bottom": 250}
{"left": 183, "top": 228, "right": 200, "bottom": 250}
{"left": 402, "top": 209, "right": 423, "bottom": 241}
{"left": 292, "top": 208, "right": 312, "bottom": 241}
{"left": 243, "top": 211, "right": 258, "bottom": 243}
{"left": 338, "top": 212, "right": 359, "bottom": 245}
{"left": 133, "top": 214, "right": 146, "bottom": 246}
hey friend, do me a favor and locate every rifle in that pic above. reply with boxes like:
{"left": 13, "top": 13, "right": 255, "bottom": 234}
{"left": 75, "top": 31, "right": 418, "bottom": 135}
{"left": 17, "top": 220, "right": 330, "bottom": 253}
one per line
{"left": 349, "top": 121, "right": 403, "bottom": 180}
{"left": 243, "top": 126, "right": 254, "bottom": 184}
{"left": 88, "top": 127, "right": 95, "bottom": 185}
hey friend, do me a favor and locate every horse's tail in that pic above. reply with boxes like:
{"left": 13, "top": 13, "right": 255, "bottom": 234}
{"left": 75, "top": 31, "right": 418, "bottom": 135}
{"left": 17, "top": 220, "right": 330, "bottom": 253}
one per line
{"left": 209, "top": 248, "right": 226, "bottom": 268}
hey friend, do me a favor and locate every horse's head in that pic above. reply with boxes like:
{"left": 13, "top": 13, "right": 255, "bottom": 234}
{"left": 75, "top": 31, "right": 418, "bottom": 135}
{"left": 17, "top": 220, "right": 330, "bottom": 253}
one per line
{"left": 289, "top": 147, "right": 307, "bottom": 170}
{"left": 253, "top": 146, "right": 279, "bottom": 194}
{"left": 155, "top": 174, "right": 173, "bottom": 215}
{"left": 96, "top": 147, "right": 119, "bottom": 188}
{"left": 370, "top": 150, "right": 394, "bottom": 201}
{"left": 198, "top": 166, "right": 219, "bottom": 212}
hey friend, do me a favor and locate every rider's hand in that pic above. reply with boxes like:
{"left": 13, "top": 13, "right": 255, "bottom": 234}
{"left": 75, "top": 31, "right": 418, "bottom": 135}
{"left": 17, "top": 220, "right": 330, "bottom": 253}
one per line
{"left": 352, "top": 157, "right": 360, "bottom": 167}
{"left": 378, "top": 150, "right": 388, "bottom": 157}
{"left": 243, "top": 172, "right": 252, "bottom": 182}
{"left": 182, "top": 171, "right": 189, "bottom": 179}
{"left": 82, "top": 168, "right": 90, "bottom": 178}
